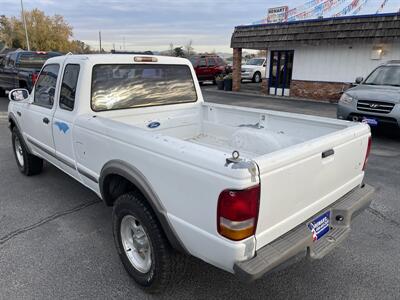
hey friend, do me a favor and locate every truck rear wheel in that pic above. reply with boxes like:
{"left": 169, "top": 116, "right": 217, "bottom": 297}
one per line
{"left": 253, "top": 72, "right": 262, "bottom": 83}
{"left": 112, "top": 192, "right": 185, "bottom": 294}
{"left": 12, "top": 127, "right": 43, "bottom": 176}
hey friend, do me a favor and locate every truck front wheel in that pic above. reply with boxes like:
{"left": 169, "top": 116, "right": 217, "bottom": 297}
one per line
{"left": 12, "top": 127, "right": 43, "bottom": 176}
{"left": 112, "top": 192, "right": 185, "bottom": 293}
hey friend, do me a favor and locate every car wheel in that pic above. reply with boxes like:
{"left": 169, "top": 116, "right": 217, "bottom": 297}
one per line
{"left": 253, "top": 72, "right": 262, "bottom": 83}
{"left": 12, "top": 127, "right": 43, "bottom": 176}
{"left": 113, "top": 192, "right": 186, "bottom": 294}
{"left": 0, "top": 87, "right": 5, "bottom": 97}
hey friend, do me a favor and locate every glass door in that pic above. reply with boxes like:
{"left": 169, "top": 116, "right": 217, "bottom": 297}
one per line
{"left": 268, "top": 50, "right": 294, "bottom": 96}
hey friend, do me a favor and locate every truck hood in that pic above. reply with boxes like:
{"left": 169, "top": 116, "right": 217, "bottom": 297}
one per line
{"left": 346, "top": 85, "right": 400, "bottom": 103}
{"left": 241, "top": 65, "right": 261, "bottom": 70}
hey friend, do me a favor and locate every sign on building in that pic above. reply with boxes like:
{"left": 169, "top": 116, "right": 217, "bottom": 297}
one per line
{"left": 267, "top": 6, "right": 288, "bottom": 23}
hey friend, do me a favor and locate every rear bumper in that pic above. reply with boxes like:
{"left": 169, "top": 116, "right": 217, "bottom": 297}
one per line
{"left": 233, "top": 184, "right": 375, "bottom": 282}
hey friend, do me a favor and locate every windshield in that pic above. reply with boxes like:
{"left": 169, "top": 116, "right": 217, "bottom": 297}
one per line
{"left": 245, "top": 58, "right": 265, "bottom": 66}
{"left": 364, "top": 65, "right": 400, "bottom": 87}
{"left": 91, "top": 64, "right": 197, "bottom": 111}
{"left": 17, "top": 52, "right": 60, "bottom": 68}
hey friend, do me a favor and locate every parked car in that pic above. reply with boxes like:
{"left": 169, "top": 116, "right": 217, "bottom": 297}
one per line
{"left": 8, "top": 54, "right": 374, "bottom": 293}
{"left": 241, "top": 57, "right": 267, "bottom": 83}
{"left": 189, "top": 54, "right": 230, "bottom": 83}
{"left": 337, "top": 61, "right": 400, "bottom": 129}
{"left": 0, "top": 50, "right": 61, "bottom": 96}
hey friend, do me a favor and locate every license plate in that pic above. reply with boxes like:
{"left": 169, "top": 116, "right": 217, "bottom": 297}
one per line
{"left": 362, "top": 117, "right": 378, "bottom": 127}
{"left": 308, "top": 211, "right": 331, "bottom": 242}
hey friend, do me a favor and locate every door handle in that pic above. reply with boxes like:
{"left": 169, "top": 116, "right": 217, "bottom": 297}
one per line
{"left": 322, "top": 149, "right": 335, "bottom": 159}
{"left": 43, "top": 117, "right": 50, "bottom": 124}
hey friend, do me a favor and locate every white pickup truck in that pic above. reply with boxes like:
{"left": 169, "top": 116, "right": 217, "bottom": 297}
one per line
{"left": 8, "top": 54, "right": 374, "bottom": 293}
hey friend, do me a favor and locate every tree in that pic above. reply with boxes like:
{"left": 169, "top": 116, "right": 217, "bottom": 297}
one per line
{"left": 0, "top": 15, "right": 16, "bottom": 48}
{"left": 185, "top": 40, "right": 193, "bottom": 57}
{"left": 70, "top": 40, "right": 92, "bottom": 54}
{"left": 0, "top": 9, "right": 91, "bottom": 53}
{"left": 173, "top": 47, "right": 185, "bottom": 57}
{"left": 169, "top": 43, "right": 174, "bottom": 56}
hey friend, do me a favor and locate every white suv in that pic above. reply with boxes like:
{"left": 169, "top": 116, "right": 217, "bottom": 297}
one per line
{"left": 241, "top": 58, "right": 267, "bottom": 83}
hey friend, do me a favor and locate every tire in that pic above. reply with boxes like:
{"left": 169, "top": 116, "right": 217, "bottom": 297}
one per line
{"left": 113, "top": 192, "right": 185, "bottom": 294}
{"left": 252, "top": 72, "right": 262, "bottom": 83}
{"left": 0, "top": 87, "right": 5, "bottom": 97}
{"left": 11, "top": 127, "right": 43, "bottom": 176}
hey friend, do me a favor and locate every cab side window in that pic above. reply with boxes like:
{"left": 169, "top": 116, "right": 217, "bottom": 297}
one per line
{"left": 60, "top": 64, "right": 80, "bottom": 111}
{"left": 198, "top": 58, "right": 207, "bottom": 67}
{"left": 207, "top": 58, "right": 216, "bottom": 67}
{"left": 34, "top": 64, "right": 60, "bottom": 108}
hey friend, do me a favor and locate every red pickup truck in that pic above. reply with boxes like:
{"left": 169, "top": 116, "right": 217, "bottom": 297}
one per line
{"left": 189, "top": 54, "right": 231, "bottom": 83}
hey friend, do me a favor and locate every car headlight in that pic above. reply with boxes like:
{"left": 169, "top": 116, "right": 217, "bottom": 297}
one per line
{"left": 339, "top": 93, "right": 354, "bottom": 104}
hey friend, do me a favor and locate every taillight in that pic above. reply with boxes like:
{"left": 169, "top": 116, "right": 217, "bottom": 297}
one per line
{"left": 362, "top": 136, "right": 372, "bottom": 171}
{"left": 217, "top": 185, "right": 260, "bottom": 241}
{"left": 31, "top": 73, "right": 39, "bottom": 86}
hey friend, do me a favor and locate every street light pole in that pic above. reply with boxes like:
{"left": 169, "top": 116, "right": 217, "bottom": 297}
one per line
{"left": 99, "top": 31, "right": 102, "bottom": 53}
{"left": 20, "top": 0, "right": 30, "bottom": 51}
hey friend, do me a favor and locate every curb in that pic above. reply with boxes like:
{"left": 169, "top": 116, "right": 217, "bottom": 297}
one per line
{"left": 202, "top": 88, "right": 337, "bottom": 106}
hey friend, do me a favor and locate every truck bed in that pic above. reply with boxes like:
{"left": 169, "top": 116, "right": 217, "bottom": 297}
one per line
{"left": 109, "top": 102, "right": 370, "bottom": 251}
{"left": 111, "top": 102, "right": 350, "bottom": 159}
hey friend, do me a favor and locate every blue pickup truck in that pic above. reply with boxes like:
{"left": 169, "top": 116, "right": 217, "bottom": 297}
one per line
{"left": 0, "top": 50, "right": 61, "bottom": 96}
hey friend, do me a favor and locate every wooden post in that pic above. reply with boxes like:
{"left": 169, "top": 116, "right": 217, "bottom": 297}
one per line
{"left": 232, "top": 48, "right": 242, "bottom": 92}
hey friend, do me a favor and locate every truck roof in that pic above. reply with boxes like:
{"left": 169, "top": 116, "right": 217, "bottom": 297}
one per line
{"left": 46, "top": 54, "right": 191, "bottom": 66}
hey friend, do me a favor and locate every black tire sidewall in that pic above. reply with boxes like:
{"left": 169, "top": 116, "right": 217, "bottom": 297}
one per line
{"left": 113, "top": 196, "right": 160, "bottom": 288}
{"left": 253, "top": 72, "right": 261, "bottom": 83}
{"left": 11, "top": 128, "right": 28, "bottom": 174}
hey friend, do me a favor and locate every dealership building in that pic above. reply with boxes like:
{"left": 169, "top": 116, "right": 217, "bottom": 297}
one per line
{"left": 231, "top": 13, "right": 400, "bottom": 102}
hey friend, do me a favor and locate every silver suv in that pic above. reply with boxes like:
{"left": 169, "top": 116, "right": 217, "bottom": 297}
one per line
{"left": 337, "top": 61, "right": 400, "bottom": 129}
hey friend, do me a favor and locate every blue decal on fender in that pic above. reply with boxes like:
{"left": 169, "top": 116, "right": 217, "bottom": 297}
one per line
{"left": 54, "top": 121, "right": 70, "bottom": 133}
{"left": 147, "top": 121, "right": 160, "bottom": 129}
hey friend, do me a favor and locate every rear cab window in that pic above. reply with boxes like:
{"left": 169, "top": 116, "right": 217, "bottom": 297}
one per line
{"left": 91, "top": 64, "right": 197, "bottom": 112}
{"left": 17, "top": 52, "right": 60, "bottom": 69}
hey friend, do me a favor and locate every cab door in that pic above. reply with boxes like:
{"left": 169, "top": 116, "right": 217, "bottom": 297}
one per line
{"left": 22, "top": 64, "right": 60, "bottom": 162}
{"left": 52, "top": 63, "right": 81, "bottom": 178}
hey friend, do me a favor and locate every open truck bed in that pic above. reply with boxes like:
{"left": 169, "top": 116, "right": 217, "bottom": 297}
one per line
{"left": 111, "top": 101, "right": 371, "bottom": 252}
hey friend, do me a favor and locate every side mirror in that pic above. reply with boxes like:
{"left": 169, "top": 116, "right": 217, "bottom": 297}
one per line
{"left": 355, "top": 77, "right": 364, "bottom": 84}
{"left": 8, "top": 88, "right": 30, "bottom": 102}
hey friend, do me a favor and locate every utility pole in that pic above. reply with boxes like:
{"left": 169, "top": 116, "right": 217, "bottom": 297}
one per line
{"left": 99, "top": 31, "right": 102, "bottom": 53}
{"left": 20, "top": 0, "right": 30, "bottom": 51}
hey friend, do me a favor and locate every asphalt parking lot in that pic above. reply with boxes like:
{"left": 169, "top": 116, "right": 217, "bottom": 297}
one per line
{"left": 0, "top": 91, "right": 399, "bottom": 299}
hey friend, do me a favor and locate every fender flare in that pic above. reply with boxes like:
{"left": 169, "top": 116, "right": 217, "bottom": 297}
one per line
{"left": 99, "top": 160, "right": 188, "bottom": 254}
{"left": 8, "top": 112, "right": 32, "bottom": 153}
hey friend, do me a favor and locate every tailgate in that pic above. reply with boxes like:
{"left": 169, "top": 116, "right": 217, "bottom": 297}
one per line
{"left": 254, "top": 125, "right": 371, "bottom": 250}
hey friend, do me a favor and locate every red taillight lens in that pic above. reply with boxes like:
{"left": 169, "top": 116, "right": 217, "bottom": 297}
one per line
{"left": 31, "top": 73, "right": 39, "bottom": 86}
{"left": 362, "top": 136, "right": 372, "bottom": 171}
{"left": 217, "top": 185, "right": 260, "bottom": 241}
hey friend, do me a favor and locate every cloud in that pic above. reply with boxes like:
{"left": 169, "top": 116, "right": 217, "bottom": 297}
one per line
{"left": 2, "top": 0, "right": 399, "bottom": 52}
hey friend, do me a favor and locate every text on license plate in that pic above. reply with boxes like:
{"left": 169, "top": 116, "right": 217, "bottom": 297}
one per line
{"left": 308, "top": 211, "right": 331, "bottom": 242}
{"left": 362, "top": 117, "right": 378, "bottom": 127}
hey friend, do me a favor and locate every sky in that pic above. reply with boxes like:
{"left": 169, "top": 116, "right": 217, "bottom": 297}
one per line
{"left": 0, "top": 0, "right": 399, "bottom": 53}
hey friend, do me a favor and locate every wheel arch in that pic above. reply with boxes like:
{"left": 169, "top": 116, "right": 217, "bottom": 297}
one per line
{"left": 99, "top": 160, "right": 188, "bottom": 254}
